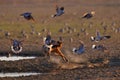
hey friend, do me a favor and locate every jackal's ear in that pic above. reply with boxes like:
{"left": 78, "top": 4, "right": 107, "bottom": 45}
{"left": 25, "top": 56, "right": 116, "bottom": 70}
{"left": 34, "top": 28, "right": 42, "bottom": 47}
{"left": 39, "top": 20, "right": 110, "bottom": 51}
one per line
{"left": 57, "top": 41, "right": 62, "bottom": 44}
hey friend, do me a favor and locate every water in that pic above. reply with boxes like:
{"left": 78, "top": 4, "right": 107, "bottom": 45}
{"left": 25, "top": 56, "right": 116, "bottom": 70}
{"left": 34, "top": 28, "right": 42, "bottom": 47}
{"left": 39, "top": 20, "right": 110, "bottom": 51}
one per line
{"left": 109, "top": 60, "right": 120, "bottom": 66}
{"left": 0, "top": 72, "right": 41, "bottom": 77}
{"left": 0, "top": 56, "right": 36, "bottom": 61}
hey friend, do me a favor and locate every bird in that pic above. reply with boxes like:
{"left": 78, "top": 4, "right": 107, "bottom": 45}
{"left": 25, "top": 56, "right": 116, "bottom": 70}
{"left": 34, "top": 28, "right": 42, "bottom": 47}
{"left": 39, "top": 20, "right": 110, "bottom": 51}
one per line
{"left": 12, "top": 39, "right": 21, "bottom": 48}
{"left": 5, "top": 31, "right": 10, "bottom": 38}
{"left": 51, "top": 5, "right": 64, "bottom": 18}
{"left": 20, "top": 12, "right": 35, "bottom": 22}
{"left": 72, "top": 40, "right": 85, "bottom": 54}
{"left": 43, "top": 35, "right": 52, "bottom": 45}
{"left": 82, "top": 11, "right": 95, "bottom": 19}
{"left": 90, "top": 30, "right": 111, "bottom": 42}
{"left": 91, "top": 31, "right": 102, "bottom": 41}
{"left": 92, "top": 44, "right": 108, "bottom": 52}
{"left": 10, "top": 39, "right": 23, "bottom": 54}
{"left": 43, "top": 31, "right": 53, "bottom": 45}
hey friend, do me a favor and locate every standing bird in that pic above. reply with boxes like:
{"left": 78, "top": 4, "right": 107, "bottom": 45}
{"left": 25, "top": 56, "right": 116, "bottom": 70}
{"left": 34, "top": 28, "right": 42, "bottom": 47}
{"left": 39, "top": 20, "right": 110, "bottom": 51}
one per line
{"left": 51, "top": 5, "right": 64, "bottom": 18}
{"left": 82, "top": 11, "right": 95, "bottom": 19}
{"left": 20, "top": 12, "right": 35, "bottom": 22}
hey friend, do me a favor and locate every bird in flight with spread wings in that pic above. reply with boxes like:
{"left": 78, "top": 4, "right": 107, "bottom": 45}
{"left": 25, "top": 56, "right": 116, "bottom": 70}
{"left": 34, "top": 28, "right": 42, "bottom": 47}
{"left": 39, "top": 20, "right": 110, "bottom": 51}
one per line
{"left": 51, "top": 5, "right": 64, "bottom": 18}
{"left": 82, "top": 11, "right": 95, "bottom": 19}
{"left": 20, "top": 12, "right": 35, "bottom": 22}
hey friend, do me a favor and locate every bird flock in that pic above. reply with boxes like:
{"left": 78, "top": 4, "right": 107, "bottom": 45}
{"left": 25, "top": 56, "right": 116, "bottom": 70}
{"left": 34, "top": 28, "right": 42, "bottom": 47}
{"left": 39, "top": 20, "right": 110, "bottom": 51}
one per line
{"left": 1, "top": 3, "right": 120, "bottom": 62}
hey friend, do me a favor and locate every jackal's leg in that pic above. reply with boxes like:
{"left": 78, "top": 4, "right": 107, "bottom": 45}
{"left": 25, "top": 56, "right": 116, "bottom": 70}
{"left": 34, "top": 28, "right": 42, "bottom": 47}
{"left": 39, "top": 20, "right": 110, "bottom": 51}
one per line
{"left": 56, "top": 49, "right": 68, "bottom": 62}
{"left": 47, "top": 51, "right": 51, "bottom": 59}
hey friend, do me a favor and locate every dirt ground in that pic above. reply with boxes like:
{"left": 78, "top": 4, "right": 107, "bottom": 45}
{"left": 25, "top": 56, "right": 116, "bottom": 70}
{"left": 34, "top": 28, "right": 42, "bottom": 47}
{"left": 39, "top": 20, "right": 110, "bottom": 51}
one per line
{"left": 0, "top": 0, "right": 120, "bottom": 80}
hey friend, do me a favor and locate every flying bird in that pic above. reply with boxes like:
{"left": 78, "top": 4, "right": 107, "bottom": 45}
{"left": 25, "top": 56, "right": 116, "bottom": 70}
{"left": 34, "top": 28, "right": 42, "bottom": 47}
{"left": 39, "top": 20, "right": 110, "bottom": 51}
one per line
{"left": 43, "top": 31, "right": 54, "bottom": 45}
{"left": 91, "top": 30, "right": 111, "bottom": 42}
{"left": 51, "top": 5, "right": 64, "bottom": 18}
{"left": 10, "top": 39, "right": 23, "bottom": 54}
{"left": 92, "top": 44, "right": 108, "bottom": 52}
{"left": 72, "top": 40, "right": 85, "bottom": 54}
{"left": 20, "top": 12, "right": 35, "bottom": 22}
{"left": 44, "top": 35, "right": 52, "bottom": 45}
{"left": 82, "top": 11, "right": 95, "bottom": 19}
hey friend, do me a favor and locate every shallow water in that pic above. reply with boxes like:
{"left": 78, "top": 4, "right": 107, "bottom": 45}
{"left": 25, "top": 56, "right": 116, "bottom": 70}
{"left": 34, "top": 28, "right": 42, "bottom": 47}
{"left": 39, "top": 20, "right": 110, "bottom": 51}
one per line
{"left": 109, "top": 60, "right": 120, "bottom": 66}
{"left": 0, "top": 72, "right": 41, "bottom": 77}
{"left": 0, "top": 56, "right": 36, "bottom": 61}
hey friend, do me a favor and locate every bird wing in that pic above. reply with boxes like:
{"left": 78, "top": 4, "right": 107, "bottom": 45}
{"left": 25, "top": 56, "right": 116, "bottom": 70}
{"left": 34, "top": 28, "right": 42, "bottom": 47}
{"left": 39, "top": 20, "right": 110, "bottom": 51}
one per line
{"left": 82, "top": 13, "right": 88, "bottom": 17}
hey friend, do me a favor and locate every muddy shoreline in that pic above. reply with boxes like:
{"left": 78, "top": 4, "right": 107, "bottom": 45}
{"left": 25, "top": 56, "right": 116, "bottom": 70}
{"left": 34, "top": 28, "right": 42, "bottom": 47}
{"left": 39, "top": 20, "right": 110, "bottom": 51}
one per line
{"left": 0, "top": 66, "right": 119, "bottom": 80}
{"left": 0, "top": 55, "right": 119, "bottom": 80}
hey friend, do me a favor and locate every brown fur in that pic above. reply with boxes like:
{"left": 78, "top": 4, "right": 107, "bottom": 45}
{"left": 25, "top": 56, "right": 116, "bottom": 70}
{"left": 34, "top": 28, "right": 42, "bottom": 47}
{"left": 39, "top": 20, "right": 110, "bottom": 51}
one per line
{"left": 45, "top": 41, "right": 68, "bottom": 62}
